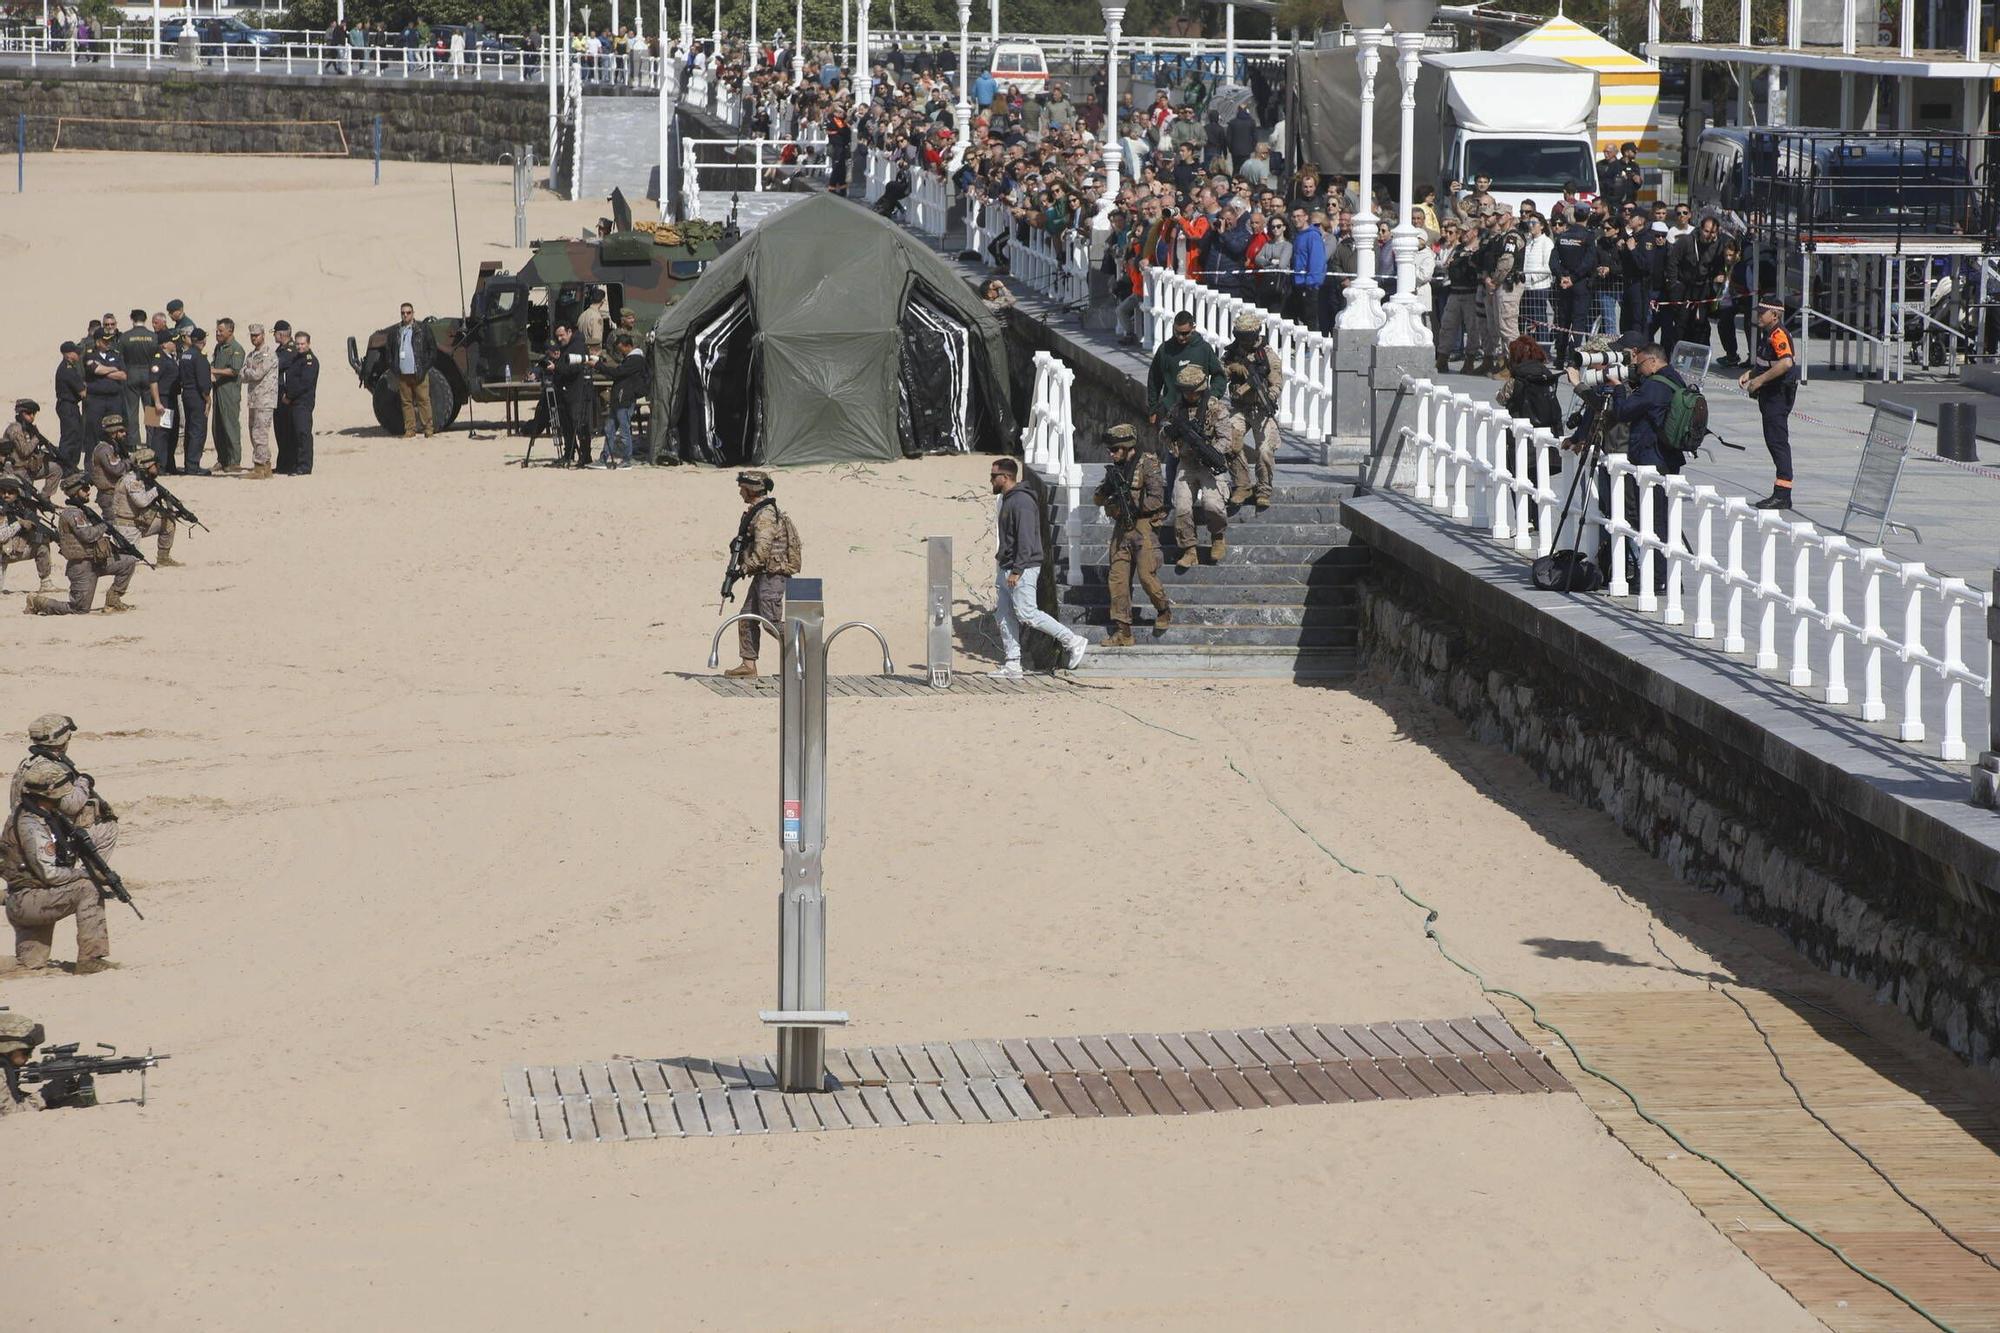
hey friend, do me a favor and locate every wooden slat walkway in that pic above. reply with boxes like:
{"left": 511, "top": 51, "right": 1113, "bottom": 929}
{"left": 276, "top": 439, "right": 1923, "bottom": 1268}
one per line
{"left": 1505, "top": 990, "right": 2000, "bottom": 1333}
{"left": 502, "top": 1015, "right": 1566, "bottom": 1143}
{"left": 694, "top": 673, "right": 1078, "bottom": 699}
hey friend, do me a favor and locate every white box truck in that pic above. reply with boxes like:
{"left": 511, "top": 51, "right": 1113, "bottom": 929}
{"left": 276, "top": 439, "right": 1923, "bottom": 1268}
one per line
{"left": 1425, "top": 52, "right": 1599, "bottom": 219}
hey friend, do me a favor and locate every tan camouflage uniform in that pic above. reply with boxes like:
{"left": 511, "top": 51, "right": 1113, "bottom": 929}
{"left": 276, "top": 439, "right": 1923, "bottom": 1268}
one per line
{"left": 1224, "top": 340, "right": 1286, "bottom": 506}
{"left": 3, "top": 774, "right": 114, "bottom": 969}
{"left": 109, "top": 470, "right": 176, "bottom": 564}
{"left": 736, "top": 500, "right": 789, "bottom": 661}
{"left": 241, "top": 339, "right": 280, "bottom": 472}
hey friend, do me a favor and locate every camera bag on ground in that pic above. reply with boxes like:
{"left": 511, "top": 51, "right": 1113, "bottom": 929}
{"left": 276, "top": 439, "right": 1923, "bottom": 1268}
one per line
{"left": 1530, "top": 431, "right": 1605, "bottom": 594}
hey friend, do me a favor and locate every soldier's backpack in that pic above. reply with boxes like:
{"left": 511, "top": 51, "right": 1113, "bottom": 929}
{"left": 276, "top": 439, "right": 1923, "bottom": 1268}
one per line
{"left": 773, "top": 508, "right": 804, "bottom": 576}
{"left": 1661, "top": 377, "right": 1709, "bottom": 456}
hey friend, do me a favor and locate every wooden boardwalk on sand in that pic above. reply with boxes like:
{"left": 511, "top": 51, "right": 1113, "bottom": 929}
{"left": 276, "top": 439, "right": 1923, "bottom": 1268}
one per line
{"left": 1504, "top": 989, "right": 2000, "bottom": 1332}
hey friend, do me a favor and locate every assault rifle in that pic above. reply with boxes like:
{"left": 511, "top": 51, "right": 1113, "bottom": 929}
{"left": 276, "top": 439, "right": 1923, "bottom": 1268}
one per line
{"left": 1158, "top": 413, "right": 1230, "bottom": 474}
{"left": 19, "top": 417, "right": 63, "bottom": 472}
{"left": 1096, "top": 458, "right": 1138, "bottom": 529}
{"left": 27, "top": 744, "right": 114, "bottom": 822}
{"left": 147, "top": 477, "right": 208, "bottom": 534}
{"left": 21, "top": 1043, "right": 169, "bottom": 1107}
{"left": 3, "top": 496, "right": 58, "bottom": 545}
{"left": 41, "top": 804, "right": 143, "bottom": 919}
{"left": 1227, "top": 345, "right": 1277, "bottom": 425}
{"left": 75, "top": 500, "right": 154, "bottom": 569}
{"left": 719, "top": 531, "right": 748, "bottom": 614}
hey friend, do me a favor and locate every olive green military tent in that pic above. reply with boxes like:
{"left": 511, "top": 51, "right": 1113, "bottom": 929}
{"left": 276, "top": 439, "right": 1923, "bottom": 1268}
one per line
{"left": 647, "top": 193, "right": 1016, "bottom": 467}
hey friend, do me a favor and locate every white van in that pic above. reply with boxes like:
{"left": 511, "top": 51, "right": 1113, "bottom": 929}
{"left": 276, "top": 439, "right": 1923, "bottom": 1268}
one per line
{"left": 991, "top": 41, "right": 1048, "bottom": 94}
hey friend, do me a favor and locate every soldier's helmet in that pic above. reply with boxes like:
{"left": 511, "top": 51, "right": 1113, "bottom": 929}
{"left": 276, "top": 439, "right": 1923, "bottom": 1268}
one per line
{"left": 100, "top": 413, "right": 126, "bottom": 431}
{"left": 1101, "top": 423, "right": 1138, "bottom": 448}
{"left": 0, "top": 1012, "right": 45, "bottom": 1058}
{"left": 132, "top": 448, "right": 157, "bottom": 468}
{"left": 1232, "top": 313, "right": 1262, "bottom": 335}
{"left": 15, "top": 398, "right": 39, "bottom": 414}
{"left": 1175, "top": 363, "right": 1208, "bottom": 391}
{"left": 60, "top": 473, "right": 92, "bottom": 496}
{"left": 17, "top": 756, "right": 73, "bottom": 793}
{"left": 736, "top": 469, "right": 775, "bottom": 494}
{"left": 0, "top": 474, "right": 23, "bottom": 492}
{"left": 27, "top": 713, "right": 77, "bottom": 745}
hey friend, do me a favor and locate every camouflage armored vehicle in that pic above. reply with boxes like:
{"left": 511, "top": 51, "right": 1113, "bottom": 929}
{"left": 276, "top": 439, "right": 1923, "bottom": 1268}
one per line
{"left": 346, "top": 216, "right": 732, "bottom": 433}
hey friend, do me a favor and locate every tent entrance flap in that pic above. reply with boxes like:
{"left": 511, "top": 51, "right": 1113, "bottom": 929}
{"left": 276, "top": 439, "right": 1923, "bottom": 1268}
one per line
{"left": 899, "top": 291, "right": 973, "bottom": 457}
{"left": 692, "top": 293, "right": 755, "bottom": 466}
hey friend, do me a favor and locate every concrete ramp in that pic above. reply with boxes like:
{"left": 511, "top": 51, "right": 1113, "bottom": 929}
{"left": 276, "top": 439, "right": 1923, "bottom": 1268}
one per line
{"left": 578, "top": 94, "right": 659, "bottom": 201}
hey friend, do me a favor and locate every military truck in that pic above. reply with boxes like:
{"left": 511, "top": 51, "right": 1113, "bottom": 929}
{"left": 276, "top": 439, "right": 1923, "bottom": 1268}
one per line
{"left": 346, "top": 218, "right": 732, "bottom": 434}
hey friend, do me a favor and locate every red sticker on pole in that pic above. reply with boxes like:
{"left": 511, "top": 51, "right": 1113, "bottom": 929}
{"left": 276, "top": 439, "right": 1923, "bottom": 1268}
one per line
{"left": 782, "top": 799, "right": 801, "bottom": 842}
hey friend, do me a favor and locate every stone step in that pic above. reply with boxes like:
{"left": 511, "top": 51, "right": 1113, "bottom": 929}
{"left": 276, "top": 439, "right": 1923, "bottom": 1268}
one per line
{"left": 1073, "top": 622, "right": 1358, "bottom": 648}
{"left": 1062, "top": 522, "right": 1349, "bottom": 548}
{"left": 1062, "top": 603, "right": 1361, "bottom": 629}
{"left": 1069, "top": 645, "right": 1359, "bottom": 679}
{"left": 1066, "top": 502, "right": 1350, "bottom": 527}
{"left": 1057, "top": 551, "right": 1368, "bottom": 585}
{"left": 1070, "top": 473, "right": 1356, "bottom": 506}
{"left": 1059, "top": 582, "right": 1362, "bottom": 607}
{"left": 1059, "top": 543, "right": 1352, "bottom": 568}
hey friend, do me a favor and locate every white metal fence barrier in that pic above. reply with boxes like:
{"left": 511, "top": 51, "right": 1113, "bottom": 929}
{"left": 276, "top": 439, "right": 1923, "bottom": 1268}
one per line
{"left": 1141, "top": 265, "right": 1335, "bottom": 452}
{"left": 1021, "top": 350, "right": 1086, "bottom": 586}
{"left": 1399, "top": 376, "right": 1995, "bottom": 769}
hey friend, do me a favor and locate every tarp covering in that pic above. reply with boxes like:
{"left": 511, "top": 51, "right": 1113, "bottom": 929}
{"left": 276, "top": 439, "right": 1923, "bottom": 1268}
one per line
{"left": 648, "top": 193, "right": 1016, "bottom": 467}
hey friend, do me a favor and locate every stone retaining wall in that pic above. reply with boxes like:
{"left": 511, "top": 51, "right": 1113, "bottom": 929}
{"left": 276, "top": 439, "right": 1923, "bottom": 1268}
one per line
{"left": 1356, "top": 550, "right": 2000, "bottom": 1069}
{"left": 0, "top": 66, "right": 547, "bottom": 162}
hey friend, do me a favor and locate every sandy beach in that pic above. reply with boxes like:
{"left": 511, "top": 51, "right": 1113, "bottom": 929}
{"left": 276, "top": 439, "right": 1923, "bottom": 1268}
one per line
{"left": 0, "top": 153, "right": 1876, "bottom": 1329}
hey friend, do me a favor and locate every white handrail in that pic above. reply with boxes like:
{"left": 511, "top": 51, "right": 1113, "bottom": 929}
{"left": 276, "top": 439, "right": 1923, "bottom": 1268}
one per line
{"left": 1398, "top": 375, "right": 1994, "bottom": 769}
{"left": 1021, "top": 350, "right": 1085, "bottom": 586}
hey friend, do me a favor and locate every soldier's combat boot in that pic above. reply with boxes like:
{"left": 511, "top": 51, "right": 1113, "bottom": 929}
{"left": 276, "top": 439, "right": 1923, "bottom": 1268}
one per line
{"left": 1229, "top": 485, "right": 1253, "bottom": 507}
{"left": 1175, "top": 547, "right": 1198, "bottom": 571}
{"left": 73, "top": 959, "right": 120, "bottom": 975}
{"left": 103, "top": 592, "right": 133, "bottom": 612}
{"left": 1104, "top": 624, "right": 1134, "bottom": 647}
{"left": 1153, "top": 609, "right": 1172, "bottom": 631}
{"left": 157, "top": 555, "right": 185, "bottom": 569}
{"left": 1254, "top": 493, "right": 1272, "bottom": 511}
{"left": 723, "top": 658, "right": 758, "bottom": 679}
{"left": 247, "top": 465, "right": 273, "bottom": 480}
{"left": 1209, "top": 536, "right": 1229, "bottom": 563}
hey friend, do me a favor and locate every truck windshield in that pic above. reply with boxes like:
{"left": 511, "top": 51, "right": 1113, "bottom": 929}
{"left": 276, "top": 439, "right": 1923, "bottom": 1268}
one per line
{"left": 1465, "top": 141, "right": 1597, "bottom": 192}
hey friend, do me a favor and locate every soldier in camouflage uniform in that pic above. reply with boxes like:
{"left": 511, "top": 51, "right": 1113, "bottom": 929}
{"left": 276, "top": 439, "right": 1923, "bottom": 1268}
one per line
{"left": 1093, "top": 424, "right": 1170, "bottom": 646}
{"left": 1, "top": 1011, "right": 49, "bottom": 1114}
{"left": 3, "top": 757, "right": 118, "bottom": 972}
{"left": 3, "top": 399, "right": 62, "bottom": 502}
{"left": 724, "top": 470, "right": 793, "bottom": 679}
{"left": 1223, "top": 314, "right": 1286, "bottom": 510}
{"left": 88, "top": 413, "right": 132, "bottom": 494}
{"left": 11, "top": 714, "right": 117, "bottom": 855}
{"left": 1165, "top": 362, "right": 1239, "bottom": 569}
{"left": 24, "top": 474, "right": 136, "bottom": 616}
{"left": 0, "top": 474, "right": 59, "bottom": 596}
{"left": 108, "top": 448, "right": 182, "bottom": 568}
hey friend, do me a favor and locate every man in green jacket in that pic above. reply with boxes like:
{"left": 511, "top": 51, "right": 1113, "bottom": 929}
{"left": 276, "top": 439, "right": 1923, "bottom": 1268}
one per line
{"left": 209, "top": 318, "right": 246, "bottom": 472}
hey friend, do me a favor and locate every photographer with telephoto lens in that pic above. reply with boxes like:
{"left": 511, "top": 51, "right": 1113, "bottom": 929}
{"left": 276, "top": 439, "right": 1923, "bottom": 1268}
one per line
{"left": 1566, "top": 339, "right": 1689, "bottom": 594}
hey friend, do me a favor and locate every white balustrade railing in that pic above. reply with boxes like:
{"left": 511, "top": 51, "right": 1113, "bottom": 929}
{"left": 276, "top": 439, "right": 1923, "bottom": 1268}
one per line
{"left": 680, "top": 137, "right": 833, "bottom": 221}
{"left": 1021, "top": 350, "right": 1086, "bottom": 587}
{"left": 1141, "top": 265, "right": 1334, "bottom": 454}
{"left": 10, "top": 30, "right": 569, "bottom": 82}
{"left": 962, "top": 195, "right": 1009, "bottom": 261}
{"left": 1398, "top": 377, "right": 1995, "bottom": 769}
{"left": 907, "top": 170, "right": 948, "bottom": 241}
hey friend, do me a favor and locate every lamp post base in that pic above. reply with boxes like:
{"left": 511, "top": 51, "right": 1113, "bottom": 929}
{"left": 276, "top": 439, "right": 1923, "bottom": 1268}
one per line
{"left": 1338, "top": 278, "right": 1386, "bottom": 331}
{"left": 1378, "top": 297, "right": 1433, "bottom": 348}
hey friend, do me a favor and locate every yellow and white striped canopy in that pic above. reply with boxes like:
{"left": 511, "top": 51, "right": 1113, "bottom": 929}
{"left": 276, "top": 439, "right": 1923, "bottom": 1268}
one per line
{"left": 1500, "top": 16, "right": 1661, "bottom": 161}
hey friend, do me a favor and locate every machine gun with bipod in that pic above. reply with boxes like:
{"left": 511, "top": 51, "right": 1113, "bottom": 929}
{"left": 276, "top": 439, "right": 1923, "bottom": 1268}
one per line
{"left": 20, "top": 1043, "right": 169, "bottom": 1107}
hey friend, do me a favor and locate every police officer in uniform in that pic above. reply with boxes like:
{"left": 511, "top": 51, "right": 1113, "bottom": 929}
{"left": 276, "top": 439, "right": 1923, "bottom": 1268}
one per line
{"left": 24, "top": 473, "right": 136, "bottom": 616}
{"left": 1550, "top": 207, "right": 1596, "bottom": 363}
{"left": 147, "top": 330, "right": 182, "bottom": 472}
{"left": 1093, "top": 424, "right": 1170, "bottom": 646}
{"left": 279, "top": 330, "right": 319, "bottom": 475}
{"left": 1740, "top": 300, "right": 1798, "bottom": 510}
{"left": 1222, "top": 313, "right": 1284, "bottom": 510}
{"left": 54, "top": 340, "right": 88, "bottom": 470}
{"left": 1164, "top": 362, "right": 1239, "bottom": 570}
{"left": 272, "top": 321, "right": 297, "bottom": 473}
{"left": 177, "top": 328, "right": 214, "bottom": 476}
{"left": 82, "top": 328, "right": 127, "bottom": 439}
{"left": 115, "top": 309, "right": 156, "bottom": 449}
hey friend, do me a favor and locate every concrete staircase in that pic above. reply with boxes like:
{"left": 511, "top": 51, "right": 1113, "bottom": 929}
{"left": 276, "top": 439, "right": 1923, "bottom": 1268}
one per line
{"left": 1053, "top": 473, "right": 1366, "bottom": 679}
{"left": 579, "top": 94, "right": 660, "bottom": 200}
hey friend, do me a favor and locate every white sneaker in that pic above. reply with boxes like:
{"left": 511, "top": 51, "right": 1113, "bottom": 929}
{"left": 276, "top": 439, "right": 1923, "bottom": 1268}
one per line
{"left": 1064, "top": 636, "right": 1089, "bottom": 670}
{"left": 987, "top": 663, "right": 1024, "bottom": 679}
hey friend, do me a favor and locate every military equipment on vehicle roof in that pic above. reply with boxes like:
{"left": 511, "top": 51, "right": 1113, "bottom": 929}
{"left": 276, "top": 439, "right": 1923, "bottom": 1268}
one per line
{"left": 345, "top": 207, "right": 734, "bottom": 435}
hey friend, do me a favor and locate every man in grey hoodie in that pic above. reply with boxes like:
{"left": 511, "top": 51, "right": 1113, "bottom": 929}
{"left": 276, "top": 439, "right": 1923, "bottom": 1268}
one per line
{"left": 990, "top": 458, "right": 1088, "bottom": 678}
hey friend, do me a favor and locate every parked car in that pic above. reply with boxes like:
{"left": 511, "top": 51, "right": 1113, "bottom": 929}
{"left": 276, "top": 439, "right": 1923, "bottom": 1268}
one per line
{"left": 158, "top": 16, "right": 282, "bottom": 55}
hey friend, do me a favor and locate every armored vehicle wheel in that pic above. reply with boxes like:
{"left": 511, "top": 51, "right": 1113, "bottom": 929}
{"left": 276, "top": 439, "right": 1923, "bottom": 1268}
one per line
{"left": 370, "top": 370, "right": 460, "bottom": 435}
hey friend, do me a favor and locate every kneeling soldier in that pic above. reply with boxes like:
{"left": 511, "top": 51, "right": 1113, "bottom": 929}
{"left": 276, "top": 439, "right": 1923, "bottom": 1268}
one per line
{"left": 1223, "top": 314, "right": 1285, "bottom": 510}
{"left": 2, "top": 758, "right": 117, "bottom": 973}
{"left": 0, "top": 474, "right": 60, "bottom": 596}
{"left": 109, "top": 448, "right": 181, "bottom": 568}
{"left": 25, "top": 474, "right": 135, "bottom": 615}
{"left": 1094, "top": 424, "right": 1171, "bottom": 646}
{"left": 1165, "top": 362, "right": 1238, "bottom": 570}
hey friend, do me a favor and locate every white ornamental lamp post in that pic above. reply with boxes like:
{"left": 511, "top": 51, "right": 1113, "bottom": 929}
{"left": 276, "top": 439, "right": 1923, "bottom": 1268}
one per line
{"left": 793, "top": 0, "right": 804, "bottom": 78}
{"left": 1378, "top": 0, "right": 1437, "bottom": 347}
{"left": 681, "top": 0, "right": 693, "bottom": 51}
{"left": 1091, "top": 0, "right": 1123, "bottom": 240}
{"left": 855, "top": 0, "right": 870, "bottom": 99}
{"left": 948, "top": 0, "right": 972, "bottom": 172}
{"left": 1338, "top": 0, "right": 1389, "bottom": 329}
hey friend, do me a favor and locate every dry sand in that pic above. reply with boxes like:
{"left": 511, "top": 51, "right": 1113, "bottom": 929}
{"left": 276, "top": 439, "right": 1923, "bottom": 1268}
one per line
{"left": 0, "top": 154, "right": 1841, "bottom": 1330}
